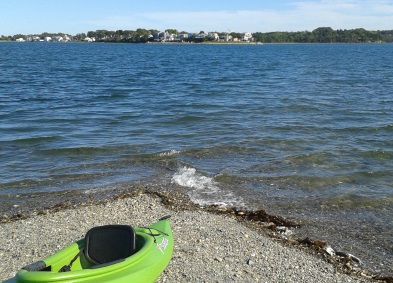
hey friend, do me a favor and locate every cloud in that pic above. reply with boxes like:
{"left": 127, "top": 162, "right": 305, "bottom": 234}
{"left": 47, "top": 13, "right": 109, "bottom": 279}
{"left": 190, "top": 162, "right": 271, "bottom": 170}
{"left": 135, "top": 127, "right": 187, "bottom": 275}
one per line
{"left": 146, "top": 2, "right": 393, "bottom": 32}
{"left": 287, "top": 0, "right": 393, "bottom": 30}
{"left": 86, "top": 0, "right": 393, "bottom": 33}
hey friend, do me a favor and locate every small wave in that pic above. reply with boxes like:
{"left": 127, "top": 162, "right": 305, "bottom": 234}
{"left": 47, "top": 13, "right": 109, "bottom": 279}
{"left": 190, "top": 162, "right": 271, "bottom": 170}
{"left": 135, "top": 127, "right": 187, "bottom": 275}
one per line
{"left": 8, "top": 135, "right": 60, "bottom": 144}
{"left": 165, "top": 115, "right": 205, "bottom": 125}
{"left": 360, "top": 150, "right": 393, "bottom": 161}
{"left": 171, "top": 167, "right": 244, "bottom": 207}
{"left": 39, "top": 146, "right": 119, "bottom": 157}
{"left": 322, "top": 193, "right": 393, "bottom": 210}
{"left": 376, "top": 123, "right": 393, "bottom": 131}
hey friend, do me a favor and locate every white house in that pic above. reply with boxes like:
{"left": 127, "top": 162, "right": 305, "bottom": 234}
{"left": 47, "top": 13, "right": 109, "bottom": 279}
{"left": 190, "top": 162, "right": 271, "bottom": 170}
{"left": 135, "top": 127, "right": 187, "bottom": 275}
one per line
{"left": 164, "top": 31, "right": 177, "bottom": 41}
{"left": 44, "top": 37, "right": 52, "bottom": 42}
{"left": 220, "top": 34, "right": 232, "bottom": 41}
{"left": 52, "top": 36, "right": 63, "bottom": 42}
{"left": 242, "top": 32, "right": 253, "bottom": 42}
{"left": 208, "top": 32, "right": 219, "bottom": 41}
{"left": 196, "top": 32, "right": 207, "bottom": 39}
{"left": 179, "top": 32, "right": 188, "bottom": 41}
{"left": 152, "top": 31, "right": 165, "bottom": 42}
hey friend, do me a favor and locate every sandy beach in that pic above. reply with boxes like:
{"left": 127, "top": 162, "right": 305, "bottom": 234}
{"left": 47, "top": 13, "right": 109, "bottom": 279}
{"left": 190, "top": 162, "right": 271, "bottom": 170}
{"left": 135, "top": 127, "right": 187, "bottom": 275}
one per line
{"left": 0, "top": 192, "right": 382, "bottom": 283}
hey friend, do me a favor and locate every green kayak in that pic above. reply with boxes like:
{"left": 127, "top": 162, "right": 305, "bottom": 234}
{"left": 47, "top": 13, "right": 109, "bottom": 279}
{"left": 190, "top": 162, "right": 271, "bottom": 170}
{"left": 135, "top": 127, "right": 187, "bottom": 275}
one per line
{"left": 10, "top": 216, "right": 173, "bottom": 283}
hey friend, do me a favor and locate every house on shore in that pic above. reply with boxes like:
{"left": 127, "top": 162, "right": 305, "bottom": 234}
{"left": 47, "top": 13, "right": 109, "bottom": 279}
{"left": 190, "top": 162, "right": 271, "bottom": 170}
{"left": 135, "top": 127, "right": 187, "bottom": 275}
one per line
{"left": 242, "top": 32, "right": 253, "bottom": 42}
{"left": 179, "top": 32, "right": 189, "bottom": 42}
{"left": 52, "top": 36, "right": 63, "bottom": 42}
{"left": 84, "top": 37, "right": 95, "bottom": 42}
{"left": 208, "top": 32, "right": 219, "bottom": 41}
{"left": 152, "top": 31, "right": 166, "bottom": 42}
{"left": 220, "top": 34, "right": 232, "bottom": 41}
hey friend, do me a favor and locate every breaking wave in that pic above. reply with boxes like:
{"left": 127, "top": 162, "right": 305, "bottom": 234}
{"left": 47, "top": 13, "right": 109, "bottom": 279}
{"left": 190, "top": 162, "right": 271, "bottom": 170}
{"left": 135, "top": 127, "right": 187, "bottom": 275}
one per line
{"left": 171, "top": 166, "right": 244, "bottom": 207}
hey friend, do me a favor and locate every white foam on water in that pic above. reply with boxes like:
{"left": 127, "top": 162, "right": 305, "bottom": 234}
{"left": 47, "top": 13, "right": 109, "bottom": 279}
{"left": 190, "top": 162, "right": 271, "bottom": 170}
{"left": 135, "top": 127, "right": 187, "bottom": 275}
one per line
{"left": 172, "top": 167, "right": 219, "bottom": 193}
{"left": 171, "top": 166, "right": 244, "bottom": 207}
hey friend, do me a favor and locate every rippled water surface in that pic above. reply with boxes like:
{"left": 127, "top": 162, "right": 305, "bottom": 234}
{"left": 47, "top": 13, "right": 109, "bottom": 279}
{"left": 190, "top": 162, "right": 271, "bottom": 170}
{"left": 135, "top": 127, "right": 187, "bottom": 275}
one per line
{"left": 0, "top": 42, "right": 392, "bottom": 275}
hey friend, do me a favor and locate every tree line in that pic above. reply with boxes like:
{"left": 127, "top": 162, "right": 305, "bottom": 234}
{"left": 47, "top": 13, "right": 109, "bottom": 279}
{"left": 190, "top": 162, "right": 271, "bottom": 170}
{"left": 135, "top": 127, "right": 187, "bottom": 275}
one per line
{"left": 253, "top": 27, "right": 393, "bottom": 43}
{"left": 1, "top": 27, "right": 393, "bottom": 43}
{"left": 86, "top": 29, "right": 153, "bottom": 43}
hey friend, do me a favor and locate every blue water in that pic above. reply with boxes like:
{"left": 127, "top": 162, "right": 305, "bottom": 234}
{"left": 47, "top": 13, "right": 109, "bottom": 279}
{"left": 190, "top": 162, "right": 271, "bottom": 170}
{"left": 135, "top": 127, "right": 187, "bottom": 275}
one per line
{"left": 1, "top": 42, "right": 392, "bottom": 275}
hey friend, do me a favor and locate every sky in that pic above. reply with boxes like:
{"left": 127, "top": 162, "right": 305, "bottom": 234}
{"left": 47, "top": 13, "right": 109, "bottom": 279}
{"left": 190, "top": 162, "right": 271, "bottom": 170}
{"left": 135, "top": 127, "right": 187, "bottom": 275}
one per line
{"left": 1, "top": 0, "right": 393, "bottom": 35}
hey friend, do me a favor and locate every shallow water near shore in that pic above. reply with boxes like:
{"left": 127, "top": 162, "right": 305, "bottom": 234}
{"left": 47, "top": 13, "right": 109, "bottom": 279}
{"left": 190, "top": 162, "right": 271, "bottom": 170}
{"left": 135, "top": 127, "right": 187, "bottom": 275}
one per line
{"left": 0, "top": 42, "right": 392, "bottom": 276}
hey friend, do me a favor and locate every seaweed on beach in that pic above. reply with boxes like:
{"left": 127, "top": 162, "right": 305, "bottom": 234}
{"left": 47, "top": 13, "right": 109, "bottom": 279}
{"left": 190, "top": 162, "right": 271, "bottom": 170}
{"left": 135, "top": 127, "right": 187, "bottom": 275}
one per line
{"left": 204, "top": 205, "right": 300, "bottom": 228}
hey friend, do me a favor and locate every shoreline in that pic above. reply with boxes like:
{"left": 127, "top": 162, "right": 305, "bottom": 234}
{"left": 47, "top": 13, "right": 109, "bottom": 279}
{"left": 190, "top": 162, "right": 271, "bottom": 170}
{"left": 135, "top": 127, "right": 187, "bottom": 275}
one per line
{"left": 1, "top": 188, "right": 389, "bottom": 282}
{"left": 1, "top": 40, "right": 388, "bottom": 45}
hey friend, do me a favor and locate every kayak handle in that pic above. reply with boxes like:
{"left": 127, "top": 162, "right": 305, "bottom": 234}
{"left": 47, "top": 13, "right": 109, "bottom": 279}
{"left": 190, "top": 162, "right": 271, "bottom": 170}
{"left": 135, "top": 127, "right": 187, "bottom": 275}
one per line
{"left": 22, "top": 261, "right": 48, "bottom": 272}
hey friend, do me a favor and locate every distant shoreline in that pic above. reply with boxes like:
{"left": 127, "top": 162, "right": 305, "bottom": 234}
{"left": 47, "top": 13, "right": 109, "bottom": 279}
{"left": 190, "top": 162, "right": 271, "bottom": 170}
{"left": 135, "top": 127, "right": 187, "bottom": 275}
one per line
{"left": 3, "top": 27, "right": 392, "bottom": 44}
{"left": 0, "top": 40, "right": 389, "bottom": 45}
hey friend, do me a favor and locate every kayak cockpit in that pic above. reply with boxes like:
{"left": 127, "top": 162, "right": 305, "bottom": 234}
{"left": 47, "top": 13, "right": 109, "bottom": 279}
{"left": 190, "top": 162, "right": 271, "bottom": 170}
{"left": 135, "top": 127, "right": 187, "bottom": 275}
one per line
{"left": 84, "top": 225, "right": 135, "bottom": 266}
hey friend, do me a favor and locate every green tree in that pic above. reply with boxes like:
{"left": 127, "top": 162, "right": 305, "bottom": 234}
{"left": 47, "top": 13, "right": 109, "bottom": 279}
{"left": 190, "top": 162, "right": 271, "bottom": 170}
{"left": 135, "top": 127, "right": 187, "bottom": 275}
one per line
{"left": 312, "top": 27, "right": 334, "bottom": 43}
{"left": 12, "top": 34, "right": 26, "bottom": 40}
{"left": 87, "top": 31, "right": 96, "bottom": 38}
{"left": 165, "top": 29, "right": 179, "bottom": 35}
{"left": 96, "top": 30, "right": 108, "bottom": 41}
{"left": 353, "top": 28, "right": 368, "bottom": 42}
{"left": 114, "top": 30, "right": 124, "bottom": 41}
{"left": 135, "top": 28, "right": 150, "bottom": 42}
{"left": 74, "top": 33, "right": 86, "bottom": 41}
{"left": 230, "top": 32, "right": 241, "bottom": 40}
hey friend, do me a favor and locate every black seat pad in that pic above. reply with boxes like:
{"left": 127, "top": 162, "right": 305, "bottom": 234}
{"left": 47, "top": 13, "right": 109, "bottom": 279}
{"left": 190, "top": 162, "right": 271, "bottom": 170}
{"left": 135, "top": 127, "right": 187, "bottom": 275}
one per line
{"left": 84, "top": 225, "right": 136, "bottom": 265}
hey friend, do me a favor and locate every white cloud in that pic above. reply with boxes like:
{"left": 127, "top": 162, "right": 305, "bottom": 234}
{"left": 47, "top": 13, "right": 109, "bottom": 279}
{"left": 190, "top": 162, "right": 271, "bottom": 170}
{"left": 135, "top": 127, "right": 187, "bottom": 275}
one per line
{"left": 287, "top": 0, "right": 393, "bottom": 30}
{"left": 86, "top": 0, "right": 393, "bottom": 33}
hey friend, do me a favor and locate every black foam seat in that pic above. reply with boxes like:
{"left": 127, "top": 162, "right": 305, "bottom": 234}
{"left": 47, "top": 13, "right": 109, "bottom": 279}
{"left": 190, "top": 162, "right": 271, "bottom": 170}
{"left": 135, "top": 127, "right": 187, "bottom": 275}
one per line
{"left": 84, "top": 225, "right": 136, "bottom": 266}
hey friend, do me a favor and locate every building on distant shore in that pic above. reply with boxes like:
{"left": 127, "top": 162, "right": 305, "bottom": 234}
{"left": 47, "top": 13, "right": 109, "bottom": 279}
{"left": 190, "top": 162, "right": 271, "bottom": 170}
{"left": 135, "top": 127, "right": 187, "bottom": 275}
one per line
{"left": 84, "top": 37, "right": 95, "bottom": 42}
{"left": 165, "top": 31, "right": 177, "bottom": 41}
{"left": 219, "top": 34, "right": 232, "bottom": 41}
{"left": 29, "top": 36, "right": 41, "bottom": 42}
{"left": 179, "top": 32, "right": 189, "bottom": 42}
{"left": 208, "top": 32, "right": 219, "bottom": 41}
{"left": 10, "top": 30, "right": 254, "bottom": 43}
{"left": 242, "top": 32, "right": 253, "bottom": 42}
{"left": 152, "top": 31, "right": 166, "bottom": 42}
{"left": 52, "top": 36, "right": 63, "bottom": 42}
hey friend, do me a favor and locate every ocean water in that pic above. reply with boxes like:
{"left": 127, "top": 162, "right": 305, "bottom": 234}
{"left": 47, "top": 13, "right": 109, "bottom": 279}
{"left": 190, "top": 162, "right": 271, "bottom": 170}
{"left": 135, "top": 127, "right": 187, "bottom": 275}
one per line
{"left": 0, "top": 42, "right": 392, "bottom": 275}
